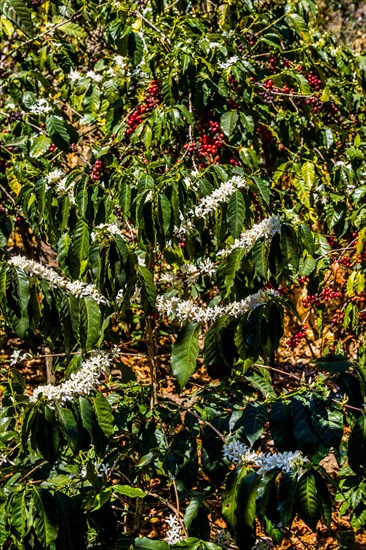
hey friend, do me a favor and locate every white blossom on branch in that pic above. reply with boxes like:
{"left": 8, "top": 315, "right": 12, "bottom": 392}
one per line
{"left": 156, "top": 289, "right": 278, "bottom": 324}
{"left": 9, "top": 256, "right": 109, "bottom": 306}
{"left": 29, "top": 351, "right": 112, "bottom": 406}
{"left": 189, "top": 175, "right": 248, "bottom": 218}
{"left": 164, "top": 514, "right": 185, "bottom": 545}
{"left": 222, "top": 441, "right": 308, "bottom": 477}
{"left": 218, "top": 216, "right": 282, "bottom": 257}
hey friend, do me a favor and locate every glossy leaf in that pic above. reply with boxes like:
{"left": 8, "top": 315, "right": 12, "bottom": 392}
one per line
{"left": 171, "top": 323, "right": 201, "bottom": 390}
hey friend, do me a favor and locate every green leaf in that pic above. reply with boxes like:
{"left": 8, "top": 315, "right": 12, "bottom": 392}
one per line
{"left": 315, "top": 354, "right": 351, "bottom": 373}
{"left": 71, "top": 219, "right": 90, "bottom": 278}
{"left": 0, "top": 0, "right": 33, "bottom": 37}
{"left": 93, "top": 392, "right": 114, "bottom": 439}
{"left": 13, "top": 267, "right": 30, "bottom": 337}
{"left": 112, "top": 485, "right": 146, "bottom": 499}
{"left": 30, "top": 135, "right": 52, "bottom": 158}
{"left": 56, "top": 405, "right": 79, "bottom": 453}
{"left": 138, "top": 266, "right": 157, "bottom": 313}
{"left": 295, "top": 472, "right": 320, "bottom": 531}
{"left": 217, "top": 247, "right": 245, "bottom": 299}
{"left": 32, "top": 488, "right": 58, "bottom": 546}
{"left": 46, "top": 115, "right": 72, "bottom": 151}
{"left": 252, "top": 239, "right": 268, "bottom": 278}
{"left": 245, "top": 371, "right": 276, "bottom": 399}
{"left": 134, "top": 538, "right": 169, "bottom": 550}
{"left": 290, "top": 397, "right": 317, "bottom": 455}
{"left": 79, "top": 396, "right": 96, "bottom": 437}
{"left": 53, "top": 491, "right": 86, "bottom": 550}
{"left": 227, "top": 190, "right": 245, "bottom": 239}
{"left": 242, "top": 403, "right": 267, "bottom": 446}
{"left": 9, "top": 492, "right": 27, "bottom": 538}
{"left": 80, "top": 296, "right": 102, "bottom": 351}
{"left": 348, "top": 415, "right": 366, "bottom": 475}
{"left": 222, "top": 468, "right": 258, "bottom": 548}
{"left": 184, "top": 496, "right": 205, "bottom": 530}
{"left": 220, "top": 110, "right": 239, "bottom": 139}
{"left": 171, "top": 323, "right": 201, "bottom": 390}
{"left": 35, "top": 407, "right": 60, "bottom": 462}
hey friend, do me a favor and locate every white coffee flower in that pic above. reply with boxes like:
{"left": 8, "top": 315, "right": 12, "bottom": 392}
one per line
{"left": 9, "top": 256, "right": 109, "bottom": 306}
{"left": 91, "top": 223, "right": 124, "bottom": 242}
{"left": 219, "top": 56, "right": 240, "bottom": 69}
{"left": 256, "top": 450, "right": 308, "bottom": 476}
{"left": 86, "top": 70, "right": 102, "bottom": 82}
{"left": 218, "top": 216, "right": 281, "bottom": 257}
{"left": 29, "top": 351, "right": 111, "bottom": 406}
{"left": 190, "top": 175, "right": 248, "bottom": 218}
{"left": 68, "top": 70, "right": 81, "bottom": 82}
{"left": 29, "top": 99, "right": 52, "bottom": 115}
{"left": 10, "top": 349, "right": 32, "bottom": 366}
{"left": 156, "top": 289, "right": 278, "bottom": 324}
{"left": 46, "top": 169, "right": 65, "bottom": 184}
{"left": 165, "top": 515, "right": 185, "bottom": 545}
{"left": 223, "top": 441, "right": 263, "bottom": 466}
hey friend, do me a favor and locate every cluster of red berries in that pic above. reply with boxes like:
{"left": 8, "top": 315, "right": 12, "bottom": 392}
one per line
{"left": 49, "top": 143, "right": 56, "bottom": 152}
{"left": 350, "top": 291, "right": 366, "bottom": 305}
{"left": 229, "top": 76, "right": 240, "bottom": 92}
{"left": 332, "top": 310, "right": 344, "bottom": 326}
{"left": 302, "top": 288, "right": 342, "bottom": 308}
{"left": 286, "top": 325, "right": 307, "bottom": 350}
{"left": 126, "top": 80, "right": 161, "bottom": 137}
{"left": 227, "top": 98, "right": 240, "bottom": 110}
{"left": 327, "top": 236, "right": 337, "bottom": 248}
{"left": 306, "top": 72, "right": 322, "bottom": 91}
{"left": 90, "top": 160, "right": 103, "bottom": 182}
{"left": 198, "top": 120, "right": 223, "bottom": 161}
{"left": 338, "top": 255, "right": 351, "bottom": 267}
{"left": 184, "top": 117, "right": 225, "bottom": 164}
{"left": 256, "top": 124, "right": 272, "bottom": 144}
{"left": 356, "top": 249, "right": 366, "bottom": 263}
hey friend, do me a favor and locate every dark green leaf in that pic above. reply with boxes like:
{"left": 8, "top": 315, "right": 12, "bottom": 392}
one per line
{"left": 0, "top": 0, "right": 33, "bottom": 37}
{"left": 227, "top": 190, "right": 245, "bottom": 239}
{"left": 171, "top": 323, "right": 201, "bottom": 390}
{"left": 93, "top": 392, "right": 114, "bottom": 439}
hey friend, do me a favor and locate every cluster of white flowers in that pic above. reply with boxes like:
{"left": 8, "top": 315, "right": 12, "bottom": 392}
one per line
{"left": 46, "top": 168, "right": 65, "bottom": 185}
{"left": 160, "top": 258, "right": 216, "bottom": 288}
{"left": 114, "top": 55, "right": 128, "bottom": 68}
{"left": 222, "top": 441, "right": 308, "bottom": 477}
{"left": 91, "top": 223, "right": 124, "bottom": 242}
{"left": 29, "top": 99, "right": 52, "bottom": 115}
{"left": 218, "top": 216, "right": 282, "bottom": 257}
{"left": 68, "top": 69, "right": 81, "bottom": 83}
{"left": 165, "top": 515, "right": 185, "bottom": 545}
{"left": 29, "top": 351, "right": 111, "bottom": 406}
{"left": 256, "top": 450, "right": 309, "bottom": 476}
{"left": 68, "top": 70, "right": 102, "bottom": 83}
{"left": 156, "top": 289, "right": 278, "bottom": 324}
{"left": 212, "top": 529, "right": 231, "bottom": 549}
{"left": 9, "top": 256, "right": 109, "bottom": 306}
{"left": 219, "top": 56, "right": 240, "bottom": 69}
{"left": 222, "top": 440, "right": 262, "bottom": 466}
{"left": 86, "top": 70, "right": 103, "bottom": 82}
{"left": 10, "top": 349, "right": 32, "bottom": 366}
{"left": 190, "top": 176, "right": 248, "bottom": 218}
{"left": 51, "top": 175, "right": 76, "bottom": 205}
